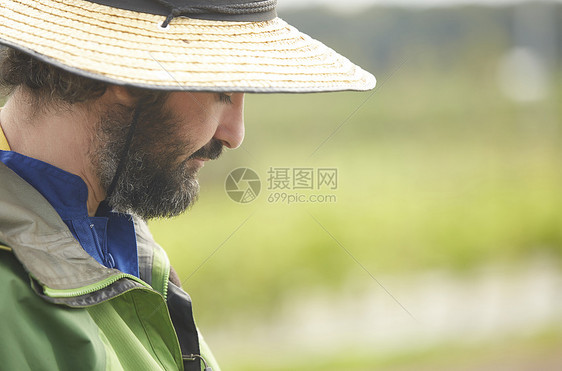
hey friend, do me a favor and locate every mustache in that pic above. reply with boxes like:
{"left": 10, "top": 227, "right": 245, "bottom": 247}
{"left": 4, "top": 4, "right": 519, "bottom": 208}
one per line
{"left": 188, "top": 138, "right": 224, "bottom": 161}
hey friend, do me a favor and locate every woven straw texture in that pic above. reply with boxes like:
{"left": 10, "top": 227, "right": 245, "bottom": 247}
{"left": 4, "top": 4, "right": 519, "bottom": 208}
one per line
{"left": 0, "top": 0, "right": 376, "bottom": 92}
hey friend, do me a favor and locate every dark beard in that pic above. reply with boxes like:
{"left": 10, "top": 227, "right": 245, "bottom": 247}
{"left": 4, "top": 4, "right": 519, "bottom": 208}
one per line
{"left": 92, "top": 99, "right": 223, "bottom": 219}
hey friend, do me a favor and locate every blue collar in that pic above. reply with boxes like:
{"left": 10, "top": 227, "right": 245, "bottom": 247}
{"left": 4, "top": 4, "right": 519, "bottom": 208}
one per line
{"left": 0, "top": 150, "right": 139, "bottom": 277}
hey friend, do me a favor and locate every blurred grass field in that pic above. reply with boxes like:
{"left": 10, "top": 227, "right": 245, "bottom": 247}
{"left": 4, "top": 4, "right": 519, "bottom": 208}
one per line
{"left": 150, "top": 64, "right": 562, "bottom": 314}
{"left": 229, "top": 326, "right": 562, "bottom": 371}
{"left": 149, "top": 57, "right": 562, "bottom": 369}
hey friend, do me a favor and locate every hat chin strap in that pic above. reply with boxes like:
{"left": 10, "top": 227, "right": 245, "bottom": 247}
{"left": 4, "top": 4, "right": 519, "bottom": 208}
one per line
{"left": 104, "top": 105, "right": 142, "bottom": 204}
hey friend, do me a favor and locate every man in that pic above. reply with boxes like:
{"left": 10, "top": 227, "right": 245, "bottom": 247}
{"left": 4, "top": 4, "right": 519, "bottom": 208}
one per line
{"left": 0, "top": 0, "right": 375, "bottom": 370}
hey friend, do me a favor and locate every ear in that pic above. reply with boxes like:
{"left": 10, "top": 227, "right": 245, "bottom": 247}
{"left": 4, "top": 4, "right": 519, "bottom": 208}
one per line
{"left": 105, "top": 85, "right": 136, "bottom": 106}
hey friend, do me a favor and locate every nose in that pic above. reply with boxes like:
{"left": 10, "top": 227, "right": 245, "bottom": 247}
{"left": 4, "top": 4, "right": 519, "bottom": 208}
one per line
{"left": 214, "top": 93, "right": 245, "bottom": 149}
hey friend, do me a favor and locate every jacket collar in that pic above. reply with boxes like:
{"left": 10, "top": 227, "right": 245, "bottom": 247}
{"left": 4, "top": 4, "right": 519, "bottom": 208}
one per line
{"left": 0, "top": 163, "right": 120, "bottom": 290}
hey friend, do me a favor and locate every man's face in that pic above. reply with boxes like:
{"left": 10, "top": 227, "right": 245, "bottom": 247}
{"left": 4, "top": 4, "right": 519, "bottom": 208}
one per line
{"left": 93, "top": 91, "right": 244, "bottom": 219}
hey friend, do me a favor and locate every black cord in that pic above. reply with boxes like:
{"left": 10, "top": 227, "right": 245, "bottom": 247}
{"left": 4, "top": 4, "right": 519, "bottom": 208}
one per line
{"left": 155, "top": 0, "right": 277, "bottom": 27}
{"left": 104, "top": 105, "right": 142, "bottom": 202}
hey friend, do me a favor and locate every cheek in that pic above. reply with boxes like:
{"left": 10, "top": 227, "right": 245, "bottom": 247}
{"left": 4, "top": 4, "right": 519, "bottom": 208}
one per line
{"left": 180, "top": 116, "right": 219, "bottom": 152}
{"left": 167, "top": 93, "right": 221, "bottom": 149}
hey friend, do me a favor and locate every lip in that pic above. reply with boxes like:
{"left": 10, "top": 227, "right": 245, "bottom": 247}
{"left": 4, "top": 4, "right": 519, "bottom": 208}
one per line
{"left": 189, "top": 157, "right": 208, "bottom": 167}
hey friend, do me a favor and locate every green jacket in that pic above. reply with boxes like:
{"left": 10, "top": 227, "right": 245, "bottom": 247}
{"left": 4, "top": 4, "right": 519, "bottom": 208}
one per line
{"left": 0, "top": 163, "right": 220, "bottom": 371}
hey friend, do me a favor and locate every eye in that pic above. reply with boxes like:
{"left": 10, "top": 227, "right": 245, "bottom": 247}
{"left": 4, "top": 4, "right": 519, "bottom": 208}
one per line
{"left": 217, "top": 92, "right": 233, "bottom": 104}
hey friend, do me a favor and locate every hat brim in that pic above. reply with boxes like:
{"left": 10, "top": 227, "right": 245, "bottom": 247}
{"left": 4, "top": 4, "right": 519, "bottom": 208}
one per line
{"left": 0, "top": 0, "right": 376, "bottom": 93}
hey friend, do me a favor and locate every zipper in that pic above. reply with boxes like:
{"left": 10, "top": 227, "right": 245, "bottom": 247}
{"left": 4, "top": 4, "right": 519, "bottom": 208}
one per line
{"left": 0, "top": 243, "right": 12, "bottom": 252}
{"left": 161, "top": 274, "right": 169, "bottom": 302}
{"left": 43, "top": 272, "right": 151, "bottom": 298}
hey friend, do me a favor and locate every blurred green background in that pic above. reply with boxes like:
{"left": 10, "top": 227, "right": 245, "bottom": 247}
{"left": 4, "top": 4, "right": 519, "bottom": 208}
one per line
{"left": 150, "top": 2, "right": 562, "bottom": 370}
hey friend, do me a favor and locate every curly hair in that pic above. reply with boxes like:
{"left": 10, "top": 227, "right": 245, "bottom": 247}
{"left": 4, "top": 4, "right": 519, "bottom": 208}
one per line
{"left": 0, "top": 47, "right": 168, "bottom": 106}
{"left": 0, "top": 48, "right": 107, "bottom": 104}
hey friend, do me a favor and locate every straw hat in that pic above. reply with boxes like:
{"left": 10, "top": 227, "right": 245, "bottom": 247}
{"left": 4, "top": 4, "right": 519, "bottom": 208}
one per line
{"left": 0, "top": 0, "right": 376, "bottom": 93}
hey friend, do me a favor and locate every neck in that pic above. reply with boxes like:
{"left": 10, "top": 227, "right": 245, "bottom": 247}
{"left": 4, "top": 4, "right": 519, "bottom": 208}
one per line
{"left": 0, "top": 89, "right": 105, "bottom": 216}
